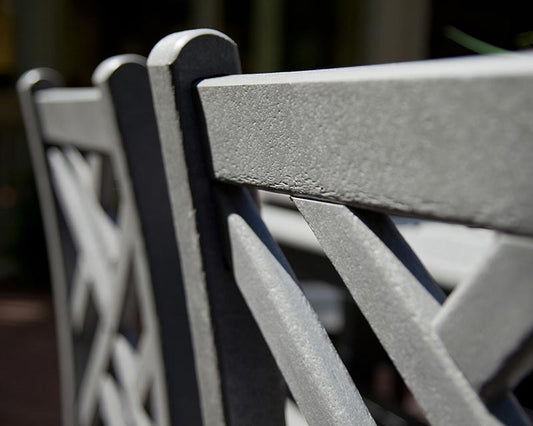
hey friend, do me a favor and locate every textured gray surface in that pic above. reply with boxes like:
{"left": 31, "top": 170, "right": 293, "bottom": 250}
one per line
{"left": 294, "top": 197, "right": 502, "bottom": 425}
{"left": 149, "top": 30, "right": 227, "bottom": 426}
{"left": 149, "top": 29, "right": 286, "bottom": 426}
{"left": 227, "top": 212, "right": 374, "bottom": 426}
{"left": 260, "top": 201, "right": 497, "bottom": 288}
{"left": 48, "top": 145, "right": 168, "bottom": 426}
{"left": 104, "top": 56, "right": 202, "bottom": 425}
{"left": 198, "top": 53, "right": 533, "bottom": 235}
{"left": 150, "top": 30, "right": 532, "bottom": 424}
{"left": 18, "top": 58, "right": 171, "bottom": 426}
{"left": 434, "top": 235, "right": 533, "bottom": 398}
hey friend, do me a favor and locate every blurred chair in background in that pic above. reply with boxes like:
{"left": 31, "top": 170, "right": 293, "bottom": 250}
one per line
{"left": 17, "top": 56, "right": 201, "bottom": 426}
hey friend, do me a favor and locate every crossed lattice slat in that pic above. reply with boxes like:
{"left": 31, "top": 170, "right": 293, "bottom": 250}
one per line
{"left": 295, "top": 198, "right": 533, "bottom": 425}
{"left": 148, "top": 29, "right": 533, "bottom": 426}
{"left": 221, "top": 194, "right": 533, "bottom": 426}
{"left": 47, "top": 146, "right": 167, "bottom": 426}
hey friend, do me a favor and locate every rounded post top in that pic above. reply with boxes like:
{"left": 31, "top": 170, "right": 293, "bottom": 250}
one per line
{"left": 92, "top": 54, "right": 146, "bottom": 86}
{"left": 147, "top": 29, "right": 236, "bottom": 68}
{"left": 17, "top": 68, "right": 63, "bottom": 93}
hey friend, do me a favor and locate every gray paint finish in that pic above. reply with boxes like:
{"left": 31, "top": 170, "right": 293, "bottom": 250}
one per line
{"left": 434, "top": 235, "right": 533, "bottom": 398}
{"left": 148, "top": 29, "right": 287, "bottom": 426}
{"left": 148, "top": 30, "right": 228, "bottom": 426}
{"left": 18, "top": 68, "right": 76, "bottom": 426}
{"left": 35, "top": 88, "right": 113, "bottom": 152}
{"left": 228, "top": 213, "right": 374, "bottom": 426}
{"left": 18, "top": 57, "right": 173, "bottom": 426}
{"left": 198, "top": 53, "right": 533, "bottom": 235}
{"left": 294, "top": 197, "right": 502, "bottom": 425}
{"left": 102, "top": 56, "right": 203, "bottom": 426}
{"left": 149, "top": 29, "right": 532, "bottom": 424}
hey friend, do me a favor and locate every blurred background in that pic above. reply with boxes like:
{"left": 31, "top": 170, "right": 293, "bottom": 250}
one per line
{"left": 1, "top": 0, "right": 532, "bottom": 424}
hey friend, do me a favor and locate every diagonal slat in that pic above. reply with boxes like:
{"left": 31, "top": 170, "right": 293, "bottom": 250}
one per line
{"left": 70, "top": 257, "right": 90, "bottom": 332}
{"left": 99, "top": 375, "right": 127, "bottom": 426}
{"left": 112, "top": 335, "right": 138, "bottom": 399}
{"left": 112, "top": 335, "right": 153, "bottom": 426}
{"left": 294, "top": 197, "right": 499, "bottom": 425}
{"left": 87, "top": 153, "right": 103, "bottom": 198}
{"left": 20, "top": 59, "right": 170, "bottom": 426}
{"left": 352, "top": 208, "right": 445, "bottom": 303}
{"left": 73, "top": 201, "right": 134, "bottom": 426}
{"left": 434, "top": 235, "right": 533, "bottom": 398}
{"left": 135, "top": 332, "right": 156, "bottom": 399}
{"left": 64, "top": 148, "right": 121, "bottom": 263}
{"left": 48, "top": 148, "right": 114, "bottom": 313}
{"left": 78, "top": 321, "right": 115, "bottom": 425}
{"left": 227, "top": 212, "right": 375, "bottom": 426}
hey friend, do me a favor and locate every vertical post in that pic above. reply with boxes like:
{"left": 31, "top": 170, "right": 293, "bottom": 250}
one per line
{"left": 93, "top": 55, "right": 203, "bottom": 426}
{"left": 17, "top": 69, "right": 75, "bottom": 426}
{"left": 148, "top": 30, "right": 286, "bottom": 426}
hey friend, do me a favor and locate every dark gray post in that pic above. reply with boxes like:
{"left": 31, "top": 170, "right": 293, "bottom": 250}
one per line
{"left": 18, "top": 56, "right": 203, "bottom": 426}
{"left": 148, "top": 30, "right": 287, "bottom": 426}
{"left": 95, "top": 58, "right": 203, "bottom": 426}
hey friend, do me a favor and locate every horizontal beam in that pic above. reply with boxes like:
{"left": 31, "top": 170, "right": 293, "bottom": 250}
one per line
{"left": 198, "top": 53, "right": 533, "bottom": 234}
{"left": 35, "top": 88, "right": 113, "bottom": 152}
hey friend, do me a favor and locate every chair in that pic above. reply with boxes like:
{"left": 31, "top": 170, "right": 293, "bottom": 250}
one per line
{"left": 18, "top": 56, "right": 201, "bottom": 426}
{"left": 148, "top": 29, "right": 533, "bottom": 426}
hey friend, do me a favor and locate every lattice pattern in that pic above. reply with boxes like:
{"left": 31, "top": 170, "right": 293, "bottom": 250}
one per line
{"left": 224, "top": 193, "right": 533, "bottom": 426}
{"left": 47, "top": 146, "right": 168, "bottom": 426}
{"left": 292, "top": 199, "right": 533, "bottom": 425}
{"left": 147, "top": 29, "right": 533, "bottom": 426}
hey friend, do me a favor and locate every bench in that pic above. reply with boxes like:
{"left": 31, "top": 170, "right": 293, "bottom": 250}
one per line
{"left": 148, "top": 29, "right": 533, "bottom": 426}
{"left": 18, "top": 28, "right": 533, "bottom": 426}
{"left": 18, "top": 56, "right": 202, "bottom": 425}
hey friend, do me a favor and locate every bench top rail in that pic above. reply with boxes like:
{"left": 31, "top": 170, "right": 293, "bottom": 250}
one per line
{"left": 34, "top": 87, "right": 114, "bottom": 152}
{"left": 147, "top": 29, "right": 533, "bottom": 426}
{"left": 198, "top": 53, "right": 533, "bottom": 235}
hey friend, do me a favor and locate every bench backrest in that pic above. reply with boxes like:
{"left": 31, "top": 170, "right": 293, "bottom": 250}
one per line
{"left": 148, "top": 29, "right": 533, "bottom": 426}
{"left": 18, "top": 56, "right": 201, "bottom": 426}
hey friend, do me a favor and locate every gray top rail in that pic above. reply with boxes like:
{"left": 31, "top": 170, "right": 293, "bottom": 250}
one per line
{"left": 198, "top": 53, "right": 533, "bottom": 235}
{"left": 34, "top": 88, "right": 113, "bottom": 152}
{"left": 147, "top": 29, "right": 532, "bottom": 426}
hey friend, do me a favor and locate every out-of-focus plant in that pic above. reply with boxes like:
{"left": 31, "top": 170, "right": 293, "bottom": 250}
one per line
{"left": 444, "top": 26, "right": 509, "bottom": 54}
